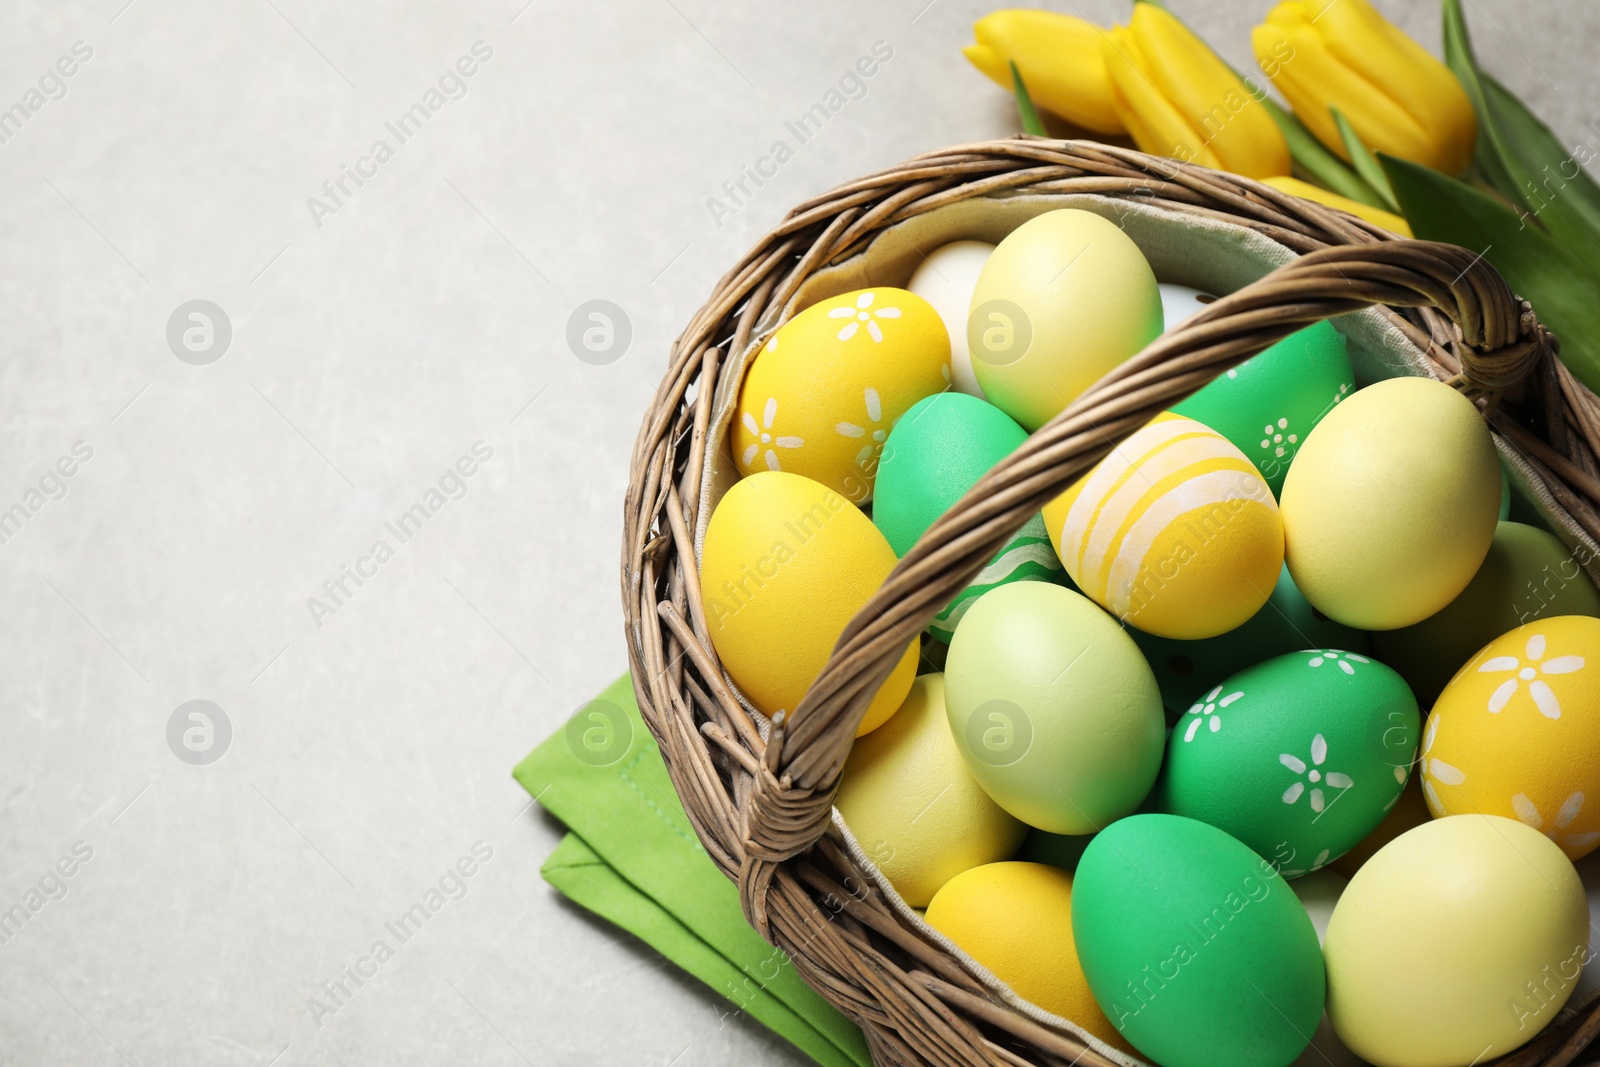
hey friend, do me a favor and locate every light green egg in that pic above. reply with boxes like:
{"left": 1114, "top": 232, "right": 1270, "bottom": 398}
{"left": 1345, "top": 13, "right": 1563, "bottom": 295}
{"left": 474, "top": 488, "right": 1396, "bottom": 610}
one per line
{"left": 1156, "top": 649, "right": 1420, "bottom": 878}
{"left": 873, "top": 392, "right": 1065, "bottom": 643}
{"left": 1072, "top": 814, "right": 1325, "bottom": 1067}
{"left": 1172, "top": 321, "right": 1354, "bottom": 496}
{"left": 1132, "top": 563, "right": 1370, "bottom": 716}
{"left": 1372, "top": 520, "right": 1600, "bottom": 706}
{"left": 944, "top": 582, "right": 1165, "bottom": 834}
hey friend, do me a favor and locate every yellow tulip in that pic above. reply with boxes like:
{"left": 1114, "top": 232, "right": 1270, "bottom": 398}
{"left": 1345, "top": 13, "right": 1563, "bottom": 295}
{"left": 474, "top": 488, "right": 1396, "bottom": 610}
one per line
{"left": 964, "top": 10, "right": 1123, "bottom": 135}
{"left": 1261, "top": 175, "right": 1413, "bottom": 236}
{"left": 1253, "top": 0, "right": 1477, "bottom": 175}
{"left": 1100, "top": 4, "right": 1290, "bottom": 179}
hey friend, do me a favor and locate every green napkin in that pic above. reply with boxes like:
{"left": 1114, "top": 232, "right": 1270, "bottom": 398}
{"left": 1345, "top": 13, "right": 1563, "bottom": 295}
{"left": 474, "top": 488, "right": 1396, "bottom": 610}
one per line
{"left": 515, "top": 673, "right": 871, "bottom": 1067}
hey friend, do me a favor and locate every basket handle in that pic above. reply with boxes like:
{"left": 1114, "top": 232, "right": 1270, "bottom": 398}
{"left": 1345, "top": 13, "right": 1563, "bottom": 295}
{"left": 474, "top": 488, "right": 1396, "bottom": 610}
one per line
{"left": 733, "top": 238, "right": 1554, "bottom": 925}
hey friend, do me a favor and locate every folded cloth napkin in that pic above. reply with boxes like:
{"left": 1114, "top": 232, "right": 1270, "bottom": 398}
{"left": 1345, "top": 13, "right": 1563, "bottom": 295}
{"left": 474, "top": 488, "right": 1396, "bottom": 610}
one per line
{"left": 514, "top": 673, "right": 871, "bottom": 1067}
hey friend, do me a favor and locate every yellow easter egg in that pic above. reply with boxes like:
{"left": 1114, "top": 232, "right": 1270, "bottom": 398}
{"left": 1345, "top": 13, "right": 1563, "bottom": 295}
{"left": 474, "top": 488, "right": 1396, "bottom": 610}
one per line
{"left": 837, "top": 676, "right": 1027, "bottom": 907}
{"left": 925, "top": 862, "right": 1135, "bottom": 1056}
{"left": 967, "top": 209, "right": 1162, "bottom": 431}
{"left": 699, "top": 470, "right": 917, "bottom": 735}
{"left": 1041, "top": 414, "right": 1283, "bottom": 639}
{"left": 1421, "top": 616, "right": 1600, "bottom": 860}
{"left": 732, "top": 287, "right": 950, "bottom": 503}
{"left": 1281, "top": 377, "right": 1499, "bottom": 630}
{"left": 1324, "top": 815, "right": 1588, "bottom": 1067}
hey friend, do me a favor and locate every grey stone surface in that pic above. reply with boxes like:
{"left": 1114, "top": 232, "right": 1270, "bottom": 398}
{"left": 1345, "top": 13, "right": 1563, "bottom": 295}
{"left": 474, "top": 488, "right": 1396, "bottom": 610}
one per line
{"left": 0, "top": 1, "right": 1593, "bottom": 1064}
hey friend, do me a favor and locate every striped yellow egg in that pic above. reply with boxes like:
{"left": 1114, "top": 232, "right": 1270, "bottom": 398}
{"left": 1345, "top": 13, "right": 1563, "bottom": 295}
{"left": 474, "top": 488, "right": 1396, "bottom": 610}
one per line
{"left": 1042, "top": 415, "right": 1283, "bottom": 639}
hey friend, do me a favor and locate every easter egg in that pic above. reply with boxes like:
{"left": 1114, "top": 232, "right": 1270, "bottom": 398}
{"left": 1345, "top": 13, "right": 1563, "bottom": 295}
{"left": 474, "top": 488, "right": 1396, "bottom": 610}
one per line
{"left": 1280, "top": 376, "right": 1499, "bottom": 630}
{"left": 907, "top": 241, "right": 993, "bottom": 399}
{"left": 1042, "top": 414, "right": 1284, "bottom": 640}
{"left": 1421, "top": 616, "right": 1600, "bottom": 860}
{"left": 1158, "top": 649, "right": 1420, "bottom": 877}
{"left": 968, "top": 209, "right": 1162, "bottom": 430}
{"left": 1373, "top": 521, "right": 1600, "bottom": 706}
{"left": 1072, "top": 814, "right": 1325, "bottom": 1067}
{"left": 1172, "top": 321, "right": 1355, "bottom": 495}
{"left": 836, "top": 675, "right": 1026, "bottom": 907}
{"left": 1132, "top": 563, "right": 1369, "bottom": 714}
{"left": 945, "top": 582, "right": 1164, "bottom": 834}
{"left": 874, "top": 393, "right": 1065, "bottom": 642}
{"left": 1328, "top": 774, "right": 1429, "bottom": 879}
{"left": 732, "top": 287, "right": 950, "bottom": 502}
{"left": 1158, "top": 282, "right": 1216, "bottom": 332}
{"left": 925, "top": 862, "right": 1133, "bottom": 1055}
{"left": 1324, "top": 815, "right": 1589, "bottom": 1066}
{"left": 699, "top": 471, "right": 917, "bottom": 735}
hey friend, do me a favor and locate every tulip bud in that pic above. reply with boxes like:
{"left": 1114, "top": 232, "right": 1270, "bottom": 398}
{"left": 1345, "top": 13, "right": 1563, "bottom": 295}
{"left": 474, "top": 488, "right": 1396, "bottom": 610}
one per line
{"left": 1101, "top": 4, "right": 1291, "bottom": 179}
{"left": 1253, "top": 0, "right": 1477, "bottom": 176}
{"left": 1261, "top": 175, "right": 1414, "bottom": 236}
{"left": 964, "top": 10, "right": 1124, "bottom": 135}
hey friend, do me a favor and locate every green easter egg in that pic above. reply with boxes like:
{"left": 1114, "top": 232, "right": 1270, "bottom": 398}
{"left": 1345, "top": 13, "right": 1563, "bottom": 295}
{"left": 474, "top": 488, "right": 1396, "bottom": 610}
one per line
{"left": 945, "top": 583, "right": 1165, "bottom": 834}
{"left": 1159, "top": 650, "right": 1420, "bottom": 878}
{"left": 874, "top": 392, "right": 1065, "bottom": 642}
{"left": 1072, "top": 814, "right": 1325, "bottom": 1067}
{"left": 1372, "top": 521, "right": 1600, "bottom": 706}
{"left": 1133, "top": 564, "right": 1370, "bottom": 715}
{"left": 1172, "top": 321, "right": 1354, "bottom": 495}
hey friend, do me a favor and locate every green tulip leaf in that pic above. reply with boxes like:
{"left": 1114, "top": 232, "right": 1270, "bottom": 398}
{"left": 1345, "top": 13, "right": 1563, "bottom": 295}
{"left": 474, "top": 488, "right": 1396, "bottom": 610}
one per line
{"left": 1256, "top": 93, "right": 1387, "bottom": 209}
{"left": 1481, "top": 73, "right": 1600, "bottom": 242}
{"left": 1442, "top": 0, "right": 1600, "bottom": 274}
{"left": 1331, "top": 107, "right": 1399, "bottom": 211}
{"left": 1009, "top": 60, "right": 1047, "bottom": 137}
{"left": 1442, "top": 0, "right": 1519, "bottom": 198}
{"left": 1383, "top": 152, "right": 1600, "bottom": 394}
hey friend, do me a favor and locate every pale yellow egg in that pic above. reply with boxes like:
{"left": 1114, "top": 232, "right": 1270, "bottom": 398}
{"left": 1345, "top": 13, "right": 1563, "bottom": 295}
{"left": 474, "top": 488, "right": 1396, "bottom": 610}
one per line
{"left": 836, "top": 676, "right": 1027, "bottom": 907}
{"left": 1281, "top": 377, "right": 1499, "bottom": 630}
{"left": 967, "top": 209, "right": 1162, "bottom": 431}
{"left": 1324, "top": 815, "right": 1588, "bottom": 1067}
{"left": 732, "top": 287, "right": 949, "bottom": 503}
{"left": 699, "top": 470, "right": 917, "bottom": 735}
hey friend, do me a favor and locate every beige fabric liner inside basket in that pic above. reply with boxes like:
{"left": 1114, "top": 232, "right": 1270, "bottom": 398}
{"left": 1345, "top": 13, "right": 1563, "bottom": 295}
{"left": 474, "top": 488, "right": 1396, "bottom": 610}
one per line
{"left": 686, "top": 191, "right": 1600, "bottom": 1065}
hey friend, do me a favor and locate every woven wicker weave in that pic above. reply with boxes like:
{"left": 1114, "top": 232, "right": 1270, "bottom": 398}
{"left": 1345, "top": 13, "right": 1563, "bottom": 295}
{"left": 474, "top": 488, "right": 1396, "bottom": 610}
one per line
{"left": 622, "top": 138, "right": 1600, "bottom": 1067}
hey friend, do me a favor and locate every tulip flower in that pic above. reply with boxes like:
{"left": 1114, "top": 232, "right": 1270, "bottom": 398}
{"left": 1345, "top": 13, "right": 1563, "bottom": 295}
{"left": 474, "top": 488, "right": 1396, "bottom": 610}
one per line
{"left": 964, "top": 10, "right": 1124, "bottom": 135}
{"left": 1253, "top": 0, "right": 1477, "bottom": 176}
{"left": 1261, "top": 175, "right": 1413, "bottom": 236}
{"left": 1100, "top": 4, "right": 1290, "bottom": 180}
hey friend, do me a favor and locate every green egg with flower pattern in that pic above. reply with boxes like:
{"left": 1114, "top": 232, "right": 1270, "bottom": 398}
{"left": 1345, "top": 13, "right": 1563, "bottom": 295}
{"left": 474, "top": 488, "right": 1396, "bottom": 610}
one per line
{"left": 1156, "top": 649, "right": 1420, "bottom": 877}
{"left": 1172, "top": 321, "right": 1354, "bottom": 496}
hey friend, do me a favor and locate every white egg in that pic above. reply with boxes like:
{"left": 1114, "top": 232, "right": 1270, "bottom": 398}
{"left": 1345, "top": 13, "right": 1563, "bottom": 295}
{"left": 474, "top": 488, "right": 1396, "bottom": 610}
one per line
{"left": 1158, "top": 282, "right": 1219, "bottom": 333}
{"left": 908, "top": 240, "right": 993, "bottom": 399}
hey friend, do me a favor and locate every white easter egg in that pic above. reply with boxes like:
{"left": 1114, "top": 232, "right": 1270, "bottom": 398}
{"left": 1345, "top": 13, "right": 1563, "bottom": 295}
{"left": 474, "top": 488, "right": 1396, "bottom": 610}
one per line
{"left": 908, "top": 241, "right": 994, "bottom": 399}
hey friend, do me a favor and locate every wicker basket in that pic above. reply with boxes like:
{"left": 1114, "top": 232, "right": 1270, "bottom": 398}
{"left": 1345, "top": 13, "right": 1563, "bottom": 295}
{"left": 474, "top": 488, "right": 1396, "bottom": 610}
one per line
{"left": 622, "top": 138, "right": 1600, "bottom": 1067}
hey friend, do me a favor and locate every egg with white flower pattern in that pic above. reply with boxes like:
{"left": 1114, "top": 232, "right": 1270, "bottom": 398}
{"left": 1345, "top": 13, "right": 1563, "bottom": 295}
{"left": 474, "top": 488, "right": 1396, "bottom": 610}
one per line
{"left": 1155, "top": 649, "right": 1420, "bottom": 878}
{"left": 732, "top": 287, "right": 950, "bottom": 503}
{"left": 1421, "top": 615, "right": 1600, "bottom": 860}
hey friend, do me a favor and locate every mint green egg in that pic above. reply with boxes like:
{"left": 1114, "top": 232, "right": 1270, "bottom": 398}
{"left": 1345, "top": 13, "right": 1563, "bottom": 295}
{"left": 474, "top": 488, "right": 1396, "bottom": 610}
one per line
{"left": 1372, "top": 521, "right": 1600, "bottom": 706}
{"left": 1157, "top": 650, "right": 1419, "bottom": 878}
{"left": 1132, "top": 564, "right": 1369, "bottom": 715}
{"left": 1172, "top": 321, "right": 1354, "bottom": 495}
{"left": 1072, "top": 814, "right": 1325, "bottom": 1067}
{"left": 874, "top": 392, "right": 1065, "bottom": 642}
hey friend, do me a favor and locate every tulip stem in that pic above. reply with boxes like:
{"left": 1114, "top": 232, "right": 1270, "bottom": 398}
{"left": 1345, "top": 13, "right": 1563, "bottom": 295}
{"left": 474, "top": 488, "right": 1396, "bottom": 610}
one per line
{"left": 1008, "top": 61, "right": 1048, "bottom": 137}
